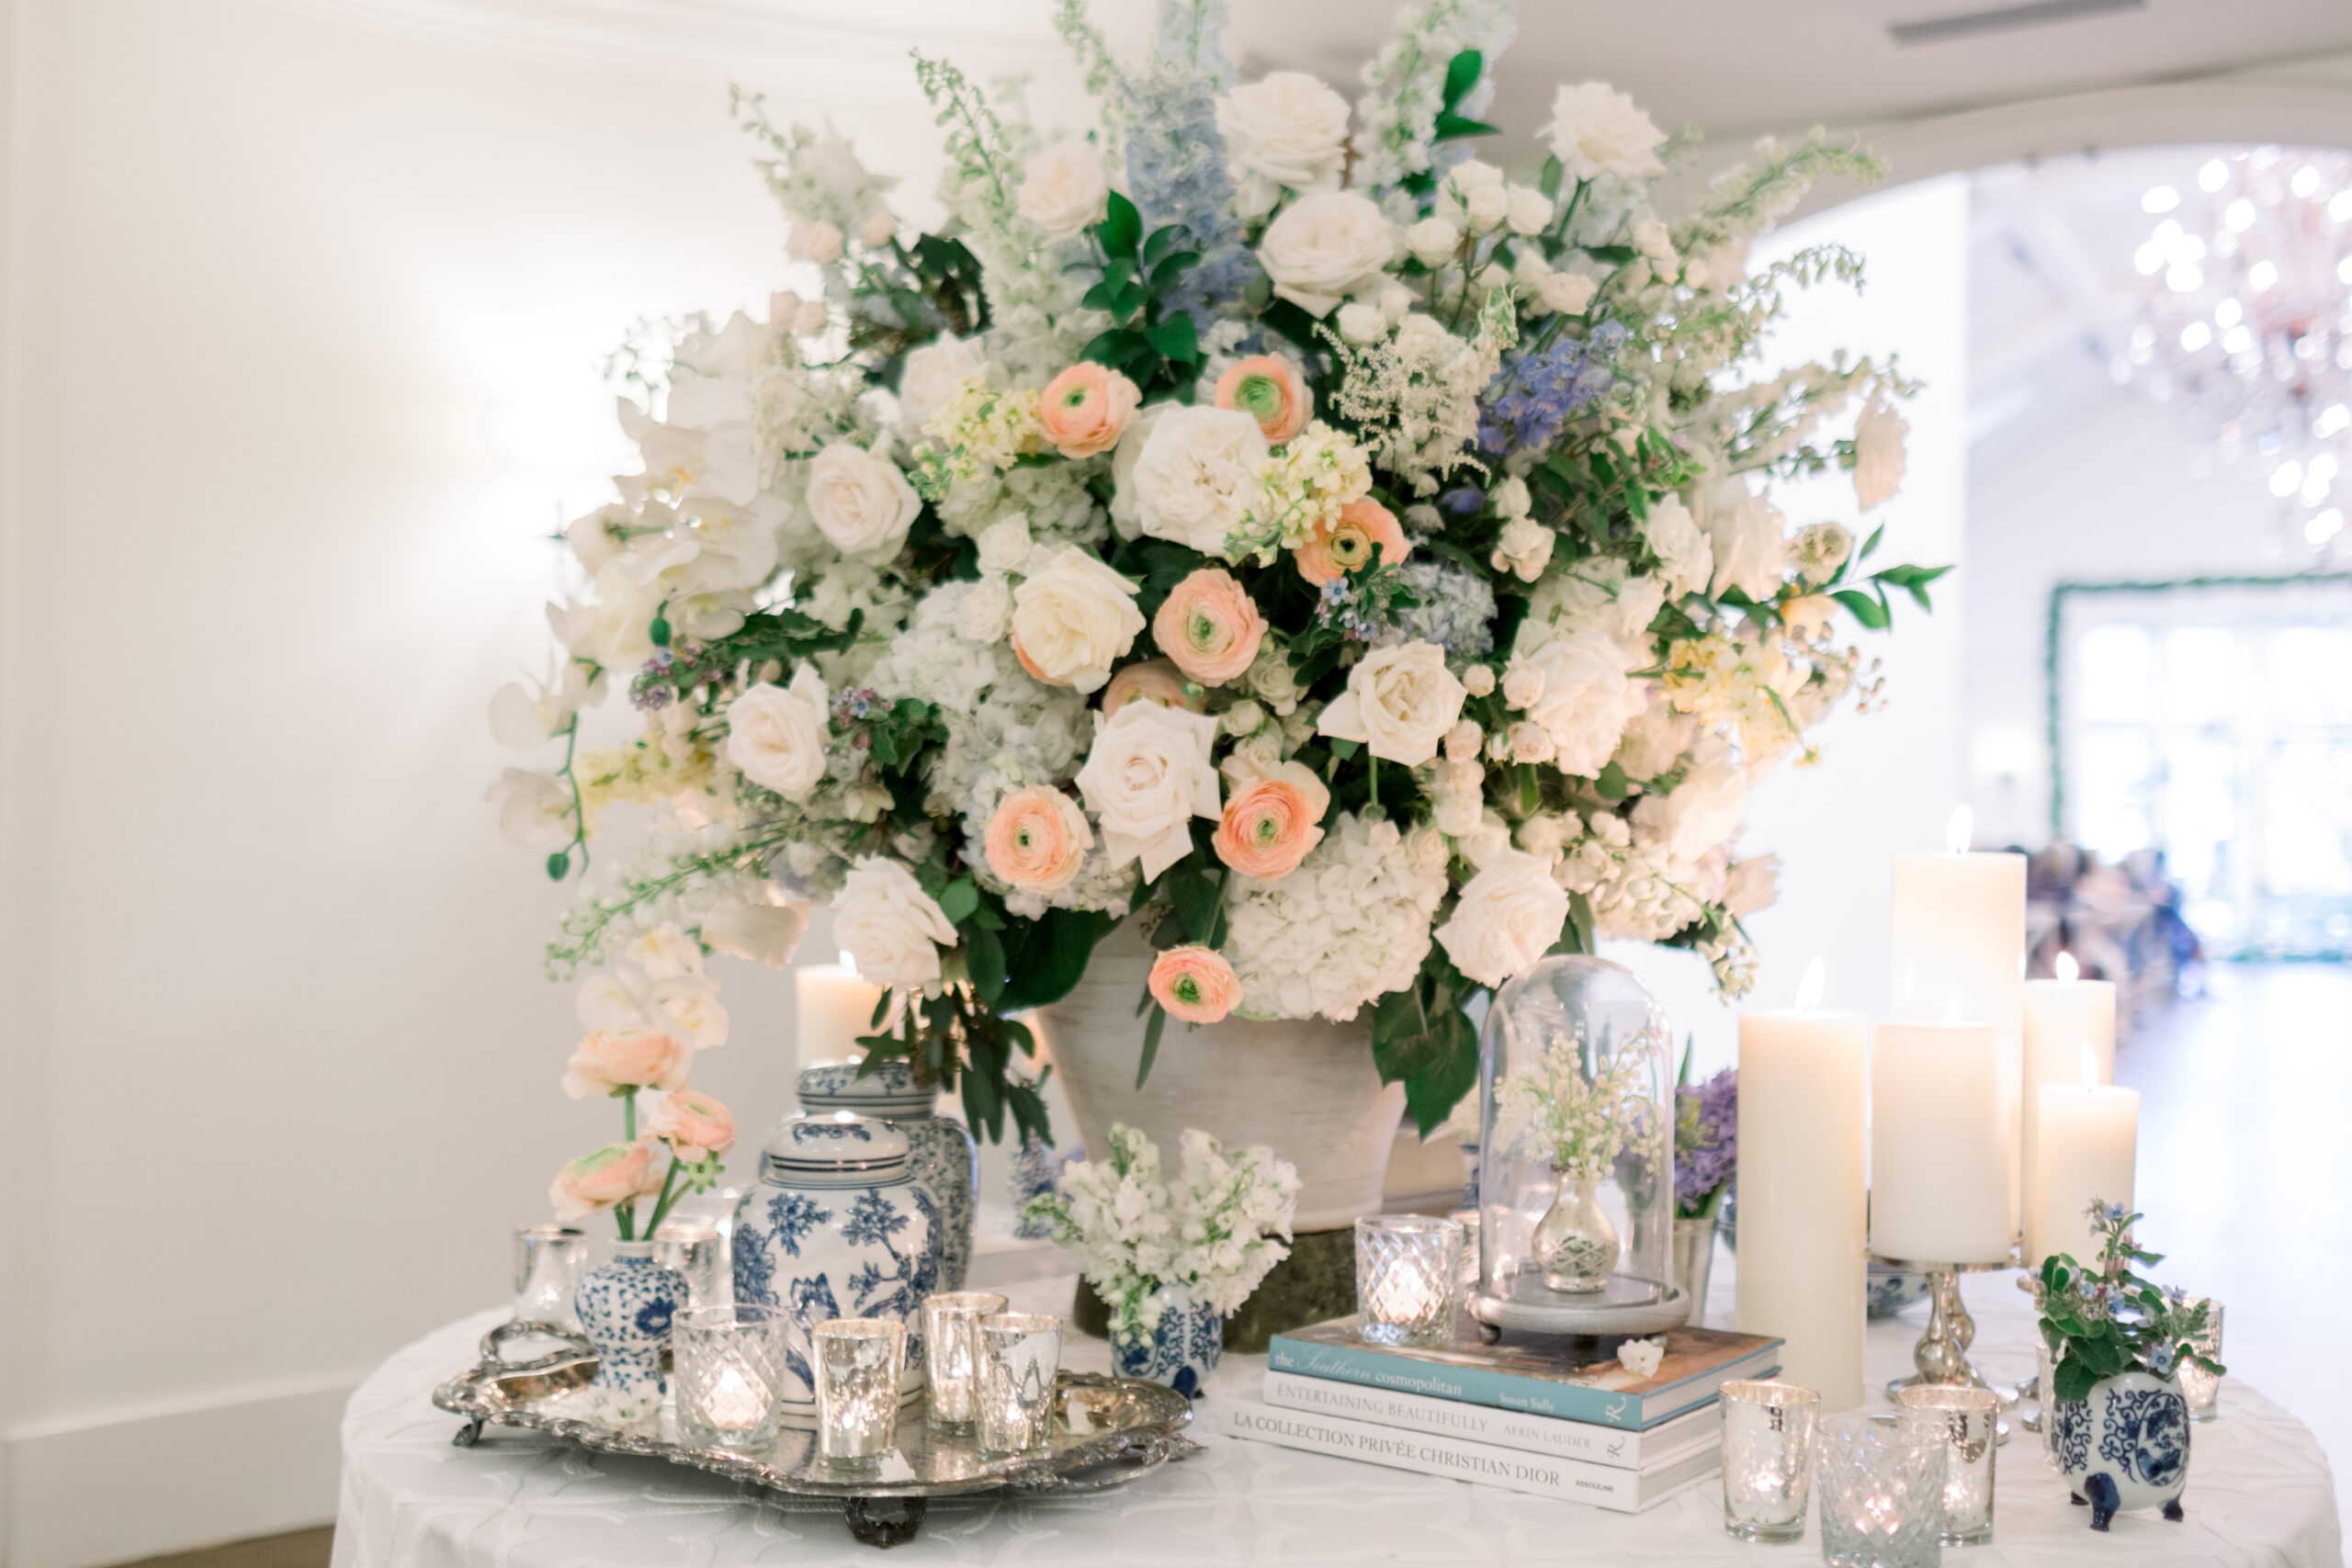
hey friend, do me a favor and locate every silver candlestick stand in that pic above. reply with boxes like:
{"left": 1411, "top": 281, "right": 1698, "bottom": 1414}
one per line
{"left": 1870, "top": 1255, "right": 2018, "bottom": 1406}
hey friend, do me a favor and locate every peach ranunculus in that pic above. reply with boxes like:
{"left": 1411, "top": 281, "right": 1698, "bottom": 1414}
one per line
{"left": 1148, "top": 945, "right": 1244, "bottom": 1024}
{"left": 984, "top": 786, "right": 1095, "bottom": 892}
{"left": 1152, "top": 569, "right": 1268, "bottom": 686}
{"left": 1295, "top": 498, "right": 1410, "bottom": 585}
{"left": 561, "top": 1027, "right": 692, "bottom": 1099}
{"left": 1102, "top": 658, "right": 1206, "bottom": 715}
{"left": 1211, "top": 761, "right": 1330, "bottom": 882}
{"left": 650, "top": 1089, "right": 737, "bottom": 1159}
{"left": 1038, "top": 362, "right": 1143, "bottom": 458}
{"left": 1214, "top": 354, "right": 1310, "bottom": 443}
{"left": 548, "top": 1140, "right": 665, "bottom": 1224}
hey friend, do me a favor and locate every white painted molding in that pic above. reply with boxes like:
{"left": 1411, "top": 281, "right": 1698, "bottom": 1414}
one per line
{"left": 5, "top": 1371, "right": 365, "bottom": 1568}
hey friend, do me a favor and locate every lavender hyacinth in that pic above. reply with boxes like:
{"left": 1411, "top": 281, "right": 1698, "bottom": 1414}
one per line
{"left": 1476, "top": 324, "right": 1623, "bottom": 455}
{"left": 1673, "top": 1067, "right": 1737, "bottom": 1218}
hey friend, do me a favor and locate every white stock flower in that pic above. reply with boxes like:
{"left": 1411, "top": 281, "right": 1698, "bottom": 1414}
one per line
{"left": 1074, "top": 701, "right": 1222, "bottom": 879}
{"left": 1316, "top": 640, "right": 1466, "bottom": 766}
{"left": 1257, "top": 190, "right": 1396, "bottom": 317}
{"left": 976, "top": 514, "right": 1035, "bottom": 574}
{"left": 699, "top": 897, "right": 810, "bottom": 968}
{"left": 1016, "top": 141, "right": 1109, "bottom": 243}
{"left": 1854, "top": 393, "right": 1908, "bottom": 511}
{"left": 1436, "top": 849, "right": 1573, "bottom": 988}
{"left": 1009, "top": 547, "right": 1145, "bottom": 693}
{"left": 1632, "top": 737, "right": 1749, "bottom": 862}
{"left": 1545, "top": 83, "right": 1668, "bottom": 184}
{"left": 1505, "top": 185, "right": 1554, "bottom": 235}
{"left": 956, "top": 575, "right": 1012, "bottom": 642}
{"left": 1130, "top": 405, "right": 1269, "bottom": 555}
{"left": 486, "top": 768, "right": 572, "bottom": 849}
{"left": 1613, "top": 702, "right": 1695, "bottom": 781}
{"left": 1642, "top": 493, "right": 1714, "bottom": 597}
{"left": 1216, "top": 72, "right": 1351, "bottom": 217}
{"left": 899, "top": 335, "right": 988, "bottom": 434}
{"left": 1700, "top": 476, "right": 1787, "bottom": 600}
{"left": 725, "top": 664, "right": 831, "bottom": 799}
{"left": 1630, "top": 216, "right": 1674, "bottom": 260}
{"left": 1540, "top": 271, "right": 1598, "bottom": 316}
{"left": 806, "top": 443, "right": 921, "bottom": 555}
{"left": 831, "top": 858, "right": 958, "bottom": 993}
{"left": 1510, "top": 633, "right": 1647, "bottom": 777}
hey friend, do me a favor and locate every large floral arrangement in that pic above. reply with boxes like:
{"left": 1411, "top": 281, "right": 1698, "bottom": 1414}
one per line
{"left": 488, "top": 0, "right": 1945, "bottom": 1141}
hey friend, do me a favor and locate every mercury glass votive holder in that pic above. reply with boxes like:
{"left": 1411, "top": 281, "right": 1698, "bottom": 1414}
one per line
{"left": 1721, "top": 1380, "right": 1820, "bottom": 1542}
{"left": 2176, "top": 1297, "right": 2225, "bottom": 1421}
{"left": 1355, "top": 1214, "right": 1464, "bottom": 1346}
{"left": 922, "top": 1291, "right": 1008, "bottom": 1433}
{"left": 512, "top": 1225, "right": 586, "bottom": 1328}
{"left": 1896, "top": 1385, "right": 1997, "bottom": 1545}
{"left": 652, "top": 1224, "right": 725, "bottom": 1308}
{"left": 978, "top": 1312, "right": 1062, "bottom": 1456}
{"left": 673, "top": 1303, "right": 790, "bottom": 1450}
{"left": 1817, "top": 1413, "right": 1945, "bottom": 1568}
{"left": 813, "top": 1318, "right": 907, "bottom": 1471}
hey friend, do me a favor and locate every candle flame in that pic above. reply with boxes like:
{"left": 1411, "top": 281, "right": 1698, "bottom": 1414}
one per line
{"left": 1794, "top": 956, "right": 1826, "bottom": 1011}
{"left": 2080, "top": 1041, "right": 2098, "bottom": 1088}
{"left": 1944, "top": 805, "right": 1973, "bottom": 855}
{"left": 2055, "top": 951, "right": 2079, "bottom": 984}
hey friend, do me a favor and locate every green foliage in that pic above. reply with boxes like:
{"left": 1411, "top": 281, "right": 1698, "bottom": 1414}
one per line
{"left": 2035, "top": 1204, "right": 2225, "bottom": 1404}
{"left": 1078, "top": 196, "right": 1208, "bottom": 396}
{"left": 1372, "top": 949, "right": 1483, "bottom": 1136}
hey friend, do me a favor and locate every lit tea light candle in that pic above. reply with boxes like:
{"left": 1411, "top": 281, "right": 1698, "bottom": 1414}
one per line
{"left": 2028, "top": 1043, "right": 2138, "bottom": 1268}
{"left": 705, "top": 1363, "right": 766, "bottom": 1431}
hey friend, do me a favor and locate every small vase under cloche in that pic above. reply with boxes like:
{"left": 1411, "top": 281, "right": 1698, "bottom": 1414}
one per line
{"left": 1113, "top": 1284, "right": 1223, "bottom": 1400}
{"left": 1532, "top": 1172, "right": 1619, "bottom": 1293}
{"left": 797, "top": 1058, "right": 977, "bottom": 1291}
{"left": 2052, "top": 1368, "right": 2192, "bottom": 1530}
{"left": 572, "top": 1238, "right": 686, "bottom": 1422}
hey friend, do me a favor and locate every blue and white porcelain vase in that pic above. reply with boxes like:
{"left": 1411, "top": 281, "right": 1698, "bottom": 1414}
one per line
{"left": 2052, "top": 1368, "right": 2192, "bottom": 1530}
{"left": 1010, "top": 1132, "right": 1068, "bottom": 1239}
{"left": 730, "top": 1110, "right": 937, "bottom": 1422}
{"left": 797, "top": 1059, "right": 977, "bottom": 1291}
{"left": 1113, "top": 1284, "right": 1222, "bottom": 1400}
{"left": 572, "top": 1238, "right": 686, "bottom": 1421}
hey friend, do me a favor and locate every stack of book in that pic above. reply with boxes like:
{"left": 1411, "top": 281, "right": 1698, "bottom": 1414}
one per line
{"left": 1224, "top": 1314, "right": 1782, "bottom": 1513}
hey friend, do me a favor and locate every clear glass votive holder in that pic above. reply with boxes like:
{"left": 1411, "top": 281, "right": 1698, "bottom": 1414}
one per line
{"left": 978, "top": 1312, "right": 1062, "bottom": 1456}
{"left": 1817, "top": 1413, "right": 1945, "bottom": 1568}
{"left": 673, "top": 1303, "right": 790, "bottom": 1450}
{"left": 922, "top": 1291, "right": 1008, "bottom": 1434}
{"left": 513, "top": 1224, "right": 586, "bottom": 1327}
{"left": 1896, "top": 1385, "right": 1998, "bottom": 1545}
{"left": 653, "top": 1224, "right": 724, "bottom": 1308}
{"left": 1355, "top": 1214, "right": 1464, "bottom": 1346}
{"left": 2176, "top": 1297, "right": 2224, "bottom": 1421}
{"left": 1448, "top": 1209, "right": 1481, "bottom": 1290}
{"left": 1721, "top": 1380, "right": 1820, "bottom": 1542}
{"left": 813, "top": 1318, "right": 907, "bottom": 1471}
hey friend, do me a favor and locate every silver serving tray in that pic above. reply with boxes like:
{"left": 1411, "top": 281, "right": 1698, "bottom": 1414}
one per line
{"left": 432, "top": 1322, "right": 1201, "bottom": 1547}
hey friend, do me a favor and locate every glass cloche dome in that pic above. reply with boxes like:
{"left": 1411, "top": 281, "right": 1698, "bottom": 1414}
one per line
{"left": 1470, "top": 955, "right": 1682, "bottom": 1339}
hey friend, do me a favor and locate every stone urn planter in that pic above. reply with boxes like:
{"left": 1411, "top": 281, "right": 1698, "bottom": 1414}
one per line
{"left": 1035, "top": 922, "right": 1406, "bottom": 1348}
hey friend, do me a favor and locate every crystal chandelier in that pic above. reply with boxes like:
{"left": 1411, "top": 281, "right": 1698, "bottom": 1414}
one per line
{"left": 2118, "top": 146, "right": 2352, "bottom": 552}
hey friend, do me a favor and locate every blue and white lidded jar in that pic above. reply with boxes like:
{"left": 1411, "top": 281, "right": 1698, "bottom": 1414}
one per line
{"left": 729, "top": 1110, "right": 937, "bottom": 1422}
{"left": 572, "top": 1238, "right": 686, "bottom": 1422}
{"left": 797, "top": 1059, "right": 977, "bottom": 1292}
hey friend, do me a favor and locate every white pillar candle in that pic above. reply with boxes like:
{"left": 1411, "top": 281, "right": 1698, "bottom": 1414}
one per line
{"left": 1889, "top": 810, "right": 2026, "bottom": 1232}
{"left": 2021, "top": 953, "right": 2116, "bottom": 1237}
{"left": 796, "top": 954, "right": 883, "bottom": 1069}
{"left": 1869, "top": 1021, "right": 2011, "bottom": 1265}
{"left": 2029, "top": 1059, "right": 2138, "bottom": 1269}
{"left": 1735, "top": 965, "right": 1868, "bottom": 1413}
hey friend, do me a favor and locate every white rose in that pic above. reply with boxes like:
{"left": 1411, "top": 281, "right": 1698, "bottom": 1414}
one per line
{"left": 1443, "top": 717, "right": 1482, "bottom": 762}
{"left": 1632, "top": 737, "right": 1748, "bottom": 862}
{"left": 1445, "top": 159, "right": 1505, "bottom": 194}
{"left": 1460, "top": 809, "right": 1513, "bottom": 868}
{"left": 1405, "top": 825, "right": 1452, "bottom": 877}
{"left": 1436, "top": 849, "right": 1573, "bottom": 987}
{"left": 1510, "top": 633, "right": 1646, "bottom": 777}
{"left": 857, "top": 209, "right": 896, "bottom": 250}
{"left": 806, "top": 443, "right": 921, "bottom": 556}
{"left": 1129, "top": 405, "right": 1269, "bottom": 555}
{"left": 831, "top": 858, "right": 958, "bottom": 994}
{"left": 1699, "top": 476, "right": 1786, "bottom": 600}
{"left": 957, "top": 576, "right": 1012, "bottom": 643}
{"left": 1463, "top": 183, "right": 1510, "bottom": 232}
{"left": 1405, "top": 216, "right": 1460, "bottom": 268}
{"left": 1074, "top": 701, "right": 1223, "bottom": 879}
{"left": 793, "top": 300, "right": 830, "bottom": 337}
{"left": 485, "top": 768, "right": 572, "bottom": 849}
{"left": 787, "top": 220, "right": 844, "bottom": 264}
{"left": 1463, "top": 664, "right": 1497, "bottom": 697}
{"left": 898, "top": 334, "right": 988, "bottom": 435}
{"left": 1540, "top": 271, "right": 1598, "bottom": 316}
{"left": 1015, "top": 141, "right": 1109, "bottom": 243}
{"left": 1613, "top": 701, "right": 1695, "bottom": 781}
{"left": 1490, "top": 515, "right": 1554, "bottom": 582}
{"left": 1724, "top": 854, "right": 1782, "bottom": 917}
{"left": 1258, "top": 190, "right": 1396, "bottom": 317}
{"left": 977, "top": 513, "right": 1034, "bottom": 574}
{"left": 1108, "top": 400, "right": 1173, "bottom": 539}
{"left": 1316, "top": 640, "right": 1466, "bottom": 766}
{"left": 1509, "top": 721, "right": 1556, "bottom": 764}
{"left": 1854, "top": 392, "right": 1908, "bottom": 511}
{"left": 1642, "top": 493, "right": 1714, "bottom": 597}
{"left": 1505, "top": 185, "right": 1554, "bottom": 235}
{"left": 1434, "top": 788, "right": 1484, "bottom": 837}
{"left": 725, "top": 664, "right": 831, "bottom": 799}
{"left": 1631, "top": 216, "right": 1674, "bottom": 259}
{"left": 1216, "top": 72, "right": 1351, "bottom": 218}
{"left": 1008, "top": 546, "right": 1145, "bottom": 693}
{"left": 699, "top": 897, "right": 810, "bottom": 969}
{"left": 1337, "top": 301, "right": 1388, "bottom": 343}
{"left": 1545, "top": 82, "right": 1668, "bottom": 184}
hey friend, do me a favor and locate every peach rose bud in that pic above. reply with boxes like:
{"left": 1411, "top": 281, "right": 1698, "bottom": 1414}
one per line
{"left": 1295, "top": 498, "right": 1411, "bottom": 585}
{"left": 1152, "top": 568, "right": 1269, "bottom": 686}
{"left": 984, "top": 786, "right": 1095, "bottom": 892}
{"left": 561, "top": 1027, "right": 691, "bottom": 1100}
{"left": 1038, "top": 362, "right": 1143, "bottom": 458}
{"left": 1148, "top": 944, "right": 1244, "bottom": 1025}
{"left": 650, "top": 1089, "right": 737, "bottom": 1159}
{"left": 548, "top": 1140, "right": 663, "bottom": 1224}
{"left": 1212, "top": 761, "right": 1331, "bottom": 882}
{"left": 1215, "top": 354, "right": 1310, "bottom": 443}
{"left": 1102, "top": 658, "right": 1206, "bottom": 714}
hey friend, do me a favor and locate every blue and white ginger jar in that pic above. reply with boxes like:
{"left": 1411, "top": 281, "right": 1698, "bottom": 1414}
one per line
{"left": 2051, "top": 1368, "right": 2191, "bottom": 1530}
{"left": 572, "top": 1239, "right": 686, "bottom": 1422}
{"left": 797, "top": 1059, "right": 976, "bottom": 1292}
{"left": 730, "top": 1110, "right": 936, "bottom": 1420}
{"left": 1114, "top": 1283, "right": 1223, "bottom": 1400}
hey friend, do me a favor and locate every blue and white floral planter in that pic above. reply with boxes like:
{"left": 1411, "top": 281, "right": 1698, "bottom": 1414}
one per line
{"left": 731, "top": 1110, "right": 937, "bottom": 1422}
{"left": 797, "top": 1059, "right": 976, "bottom": 1291}
{"left": 573, "top": 1239, "right": 686, "bottom": 1422}
{"left": 2052, "top": 1369, "right": 2191, "bottom": 1530}
{"left": 1113, "top": 1286, "right": 1223, "bottom": 1400}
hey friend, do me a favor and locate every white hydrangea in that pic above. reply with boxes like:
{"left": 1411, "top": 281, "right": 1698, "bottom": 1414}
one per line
{"left": 1225, "top": 813, "right": 1449, "bottom": 1021}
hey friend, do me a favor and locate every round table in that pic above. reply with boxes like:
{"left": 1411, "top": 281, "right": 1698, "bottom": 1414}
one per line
{"left": 332, "top": 1267, "right": 2339, "bottom": 1567}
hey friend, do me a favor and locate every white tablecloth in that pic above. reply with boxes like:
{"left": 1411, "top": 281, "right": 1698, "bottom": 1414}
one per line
{"left": 333, "top": 1265, "right": 2340, "bottom": 1567}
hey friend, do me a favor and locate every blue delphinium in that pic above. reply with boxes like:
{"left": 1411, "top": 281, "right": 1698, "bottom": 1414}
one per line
{"left": 1393, "top": 559, "right": 1498, "bottom": 659}
{"left": 1672, "top": 1067, "right": 1738, "bottom": 1217}
{"left": 1477, "top": 324, "right": 1624, "bottom": 455}
{"left": 1123, "top": 0, "right": 1251, "bottom": 328}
